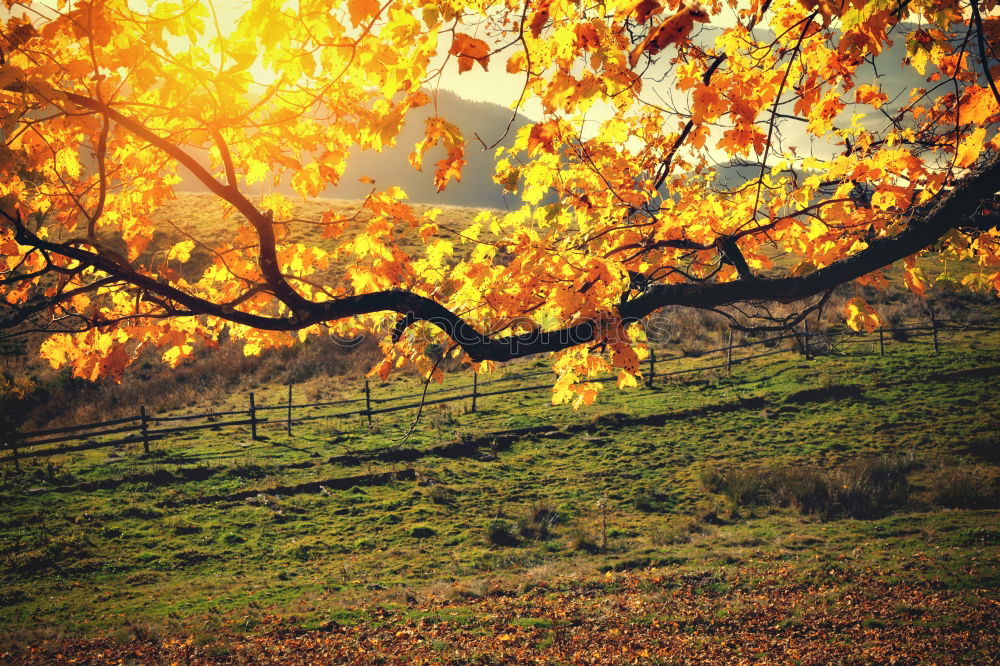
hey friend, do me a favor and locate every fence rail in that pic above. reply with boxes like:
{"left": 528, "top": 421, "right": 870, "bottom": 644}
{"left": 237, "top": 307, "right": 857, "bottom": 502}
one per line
{"left": 2, "top": 317, "right": 996, "bottom": 465}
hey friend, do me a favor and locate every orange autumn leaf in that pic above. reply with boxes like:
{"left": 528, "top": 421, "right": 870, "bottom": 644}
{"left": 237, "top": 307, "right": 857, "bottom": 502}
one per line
{"left": 957, "top": 85, "right": 1000, "bottom": 125}
{"left": 574, "top": 24, "right": 600, "bottom": 50}
{"left": 527, "top": 121, "right": 560, "bottom": 156}
{"left": 434, "top": 147, "right": 466, "bottom": 192}
{"left": 449, "top": 33, "right": 490, "bottom": 73}
{"left": 530, "top": 0, "right": 553, "bottom": 38}
{"left": 347, "top": 0, "right": 380, "bottom": 26}
{"left": 506, "top": 51, "right": 527, "bottom": 73}
{"left": 631, "top": 0, "right": 663, "bottom": 23}
{"left": 691, "top": 83, "right": 727, "bottom": 124}
{"left": 628, "top": 4, "right": 710, "bottom": 69}
{"left": 855, "top": 83, "right": 888, "bottom": 109}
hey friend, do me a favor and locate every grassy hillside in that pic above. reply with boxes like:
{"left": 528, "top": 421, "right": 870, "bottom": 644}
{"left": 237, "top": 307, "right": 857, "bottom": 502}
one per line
{"left": 1, "top": 325, "right": 998, "bottom": 662}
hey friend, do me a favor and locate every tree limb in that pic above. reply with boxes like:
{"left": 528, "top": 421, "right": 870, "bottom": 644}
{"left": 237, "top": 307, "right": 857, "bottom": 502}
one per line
{"left": 3, "top": 121, "right": 997, "bottom": 365}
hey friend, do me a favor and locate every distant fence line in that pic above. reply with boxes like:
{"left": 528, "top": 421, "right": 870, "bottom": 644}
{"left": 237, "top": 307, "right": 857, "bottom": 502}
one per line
{"left": 2, "top": 317, "right": 997, "bottom": 466}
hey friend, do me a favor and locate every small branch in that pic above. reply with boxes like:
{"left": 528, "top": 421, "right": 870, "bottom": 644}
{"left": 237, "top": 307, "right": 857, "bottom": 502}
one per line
{"left": 87, "top": 114, "right": 110, "bottom": 238}
{"left": 209, "top": 125, "right": 238, "bottom": 188}
{"left": 715, "top": 235, "right": 753, "bottom": 280}
{"left": 970, "top": 0, "right": 1000, "bottom": 105}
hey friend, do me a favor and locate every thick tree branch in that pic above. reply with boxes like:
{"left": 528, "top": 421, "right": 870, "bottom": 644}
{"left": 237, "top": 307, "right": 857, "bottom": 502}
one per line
{"left": 61, "top": 92, "right": 310, "bottom": 314}
{"left": 625, "top": 153, "right": 1000, "bottom": 320}
{"left": 4, "top": 153, "right": 997, "bottom": 363}
{"left": 0, "top": 276, "right": 117, "bottom": 329}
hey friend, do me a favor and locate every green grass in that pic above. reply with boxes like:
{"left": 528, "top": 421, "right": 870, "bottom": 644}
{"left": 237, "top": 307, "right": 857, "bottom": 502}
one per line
{"left": 1, "top": 327, "right": 998, "bottom": 643}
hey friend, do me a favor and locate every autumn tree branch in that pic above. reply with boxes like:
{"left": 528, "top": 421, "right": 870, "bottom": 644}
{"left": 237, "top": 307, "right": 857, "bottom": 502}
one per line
{"left": 6, "top": 153, "right": 996, "bottom": 362}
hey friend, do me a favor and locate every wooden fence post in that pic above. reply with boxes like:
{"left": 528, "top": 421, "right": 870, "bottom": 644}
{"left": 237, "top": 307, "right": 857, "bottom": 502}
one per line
{"left": 471, "top": 373, "right": 478, "bottom": 413}
{"left": 802, "top": 321, "right": 811, "bottom": 358}
{"left": 287, "top": 382, "right": 293, "bottom": 436}
{"left": 249, "top": 392, "right": 259, "bottom": 441}
{"left": 8, "top": 436, "right": 19, "bottom": 471}
{"left": 878, "top": 326, "right": 885, "bottom": 356}
{"left": 364, "top": 380, "right": 372, "bottom": 427}
{"left": 726, "top": 331, "right": 733, "bottom": 375}
{"left": 140, "top": 406, "right": 150, "bottom": 454}
{"left": 646, "top": 348, "right": 656, "bottom": 387}
{"left": 929, "top": 309, "right": 939, "bottom": 354}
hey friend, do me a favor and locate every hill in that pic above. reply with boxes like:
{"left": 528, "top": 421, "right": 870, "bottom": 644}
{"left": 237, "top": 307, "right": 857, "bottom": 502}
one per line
{"left": 175, "top": 89, "right": 533, "bottom": 209}
{"left": 1, "top": 326, "right": 998, "bottom": 662}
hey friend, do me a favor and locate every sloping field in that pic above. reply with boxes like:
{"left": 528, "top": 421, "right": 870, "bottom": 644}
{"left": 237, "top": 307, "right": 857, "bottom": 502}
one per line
{"left": 2, "top": 326, "right": 998, "bottom": 663}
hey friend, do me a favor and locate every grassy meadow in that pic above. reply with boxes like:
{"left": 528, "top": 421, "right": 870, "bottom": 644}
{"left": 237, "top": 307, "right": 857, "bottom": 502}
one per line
{"left": 1, "top": 194, "right": 998, "bottom": 662}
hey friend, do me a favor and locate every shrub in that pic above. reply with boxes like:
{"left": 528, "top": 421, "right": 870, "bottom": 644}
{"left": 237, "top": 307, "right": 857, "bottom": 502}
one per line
{"left": 650, "top": 517, "right": 706, "bottom": 546}
{"left": 884, "top": 309, "right": 910, "bottom": 341}
{"left": 517, "top": 501, "right": 559, "bottom": 541}
{"left": 428, "top": 485, "right": 454, "bottom": 505}
{"left": 631, "top": 483, "right": 679, "bottom": 513}
{"left": 823, "top": 456, "right": 912, "bottom": 519}
{"left": 700, "top": 465, "right": 782, "bottom": 508}
{"left": 699, "top": 455, "right": 916, "bottom": 520}
{"left": 930, "top": 467, "right": 999, "bottom": 509}
{"left": 693, "top": 500, "right": 730, "bottom": 525}
{"left": 566, "top": 524, "right": 600, "bottom": 553}
{"left": 485, "top": 520, "right": 519, "bottom": 547}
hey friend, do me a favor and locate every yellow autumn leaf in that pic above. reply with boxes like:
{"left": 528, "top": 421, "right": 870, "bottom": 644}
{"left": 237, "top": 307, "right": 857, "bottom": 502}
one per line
{"left": 167, "top": 240, "right": 195, "bottom": 262}
{"left": 844, "top": 298, "right": 881, "bottom": 333}
{"left": 617, "top": 371, "right": 638, "bottom": 389}
{"left": 163, "top": 344, "right": 193, "bottom": 367}
{"left": 903, "top": 257, "right": 928, "bottom": 297}
{"left": 955, "top": 127, "right": 986, "bottom": 168}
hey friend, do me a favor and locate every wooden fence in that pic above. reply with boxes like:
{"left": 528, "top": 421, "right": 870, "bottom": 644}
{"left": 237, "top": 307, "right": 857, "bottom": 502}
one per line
{"left": 2, "top": 317, "right": 995, "bottom": 466}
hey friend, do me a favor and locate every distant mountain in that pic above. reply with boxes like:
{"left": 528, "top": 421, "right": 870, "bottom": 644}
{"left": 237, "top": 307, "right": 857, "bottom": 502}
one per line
{"left": 176, "top": 27, "right": 948, "bottom": 207}
{"left": 175, "top": 89, "right": 533, "bottom": 210}
{"left": 330, "top": 90, "right": 534, "bottom": 209}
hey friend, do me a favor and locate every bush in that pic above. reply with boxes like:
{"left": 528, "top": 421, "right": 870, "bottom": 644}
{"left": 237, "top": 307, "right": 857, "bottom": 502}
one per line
{"left": 631, "top": 483, "right": 679, "bottom": 513}
{"left": 930, "top": 467, "right": 999, "bottom": 509}
{"left": 700, "top": 466, "right": 774, "bottom": 508}
{"left": 566, "top": 524, "right": 600, "bottom": 553}
{"left": 517, "top": 501, "right": 559, "bottom": 541}
{"left": 650, "top": 517, "right": 707, "bottom": 546}
{"left": 428, "top": 485, "right": 454, "bottom": 505}
{"left": 485, "top": 520, "right": 519, "bottom": 547}
{"left": 692, "top": 500, "right": 730, "bottom": 525}
{"left": 884, "top": 310, "right": 911, "bottom": 341}
{"left": 700, "top": 455, "right": 917, "bottom": 520}
{"left": 823, "top": 456, "right": 913, "bottom": 519}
